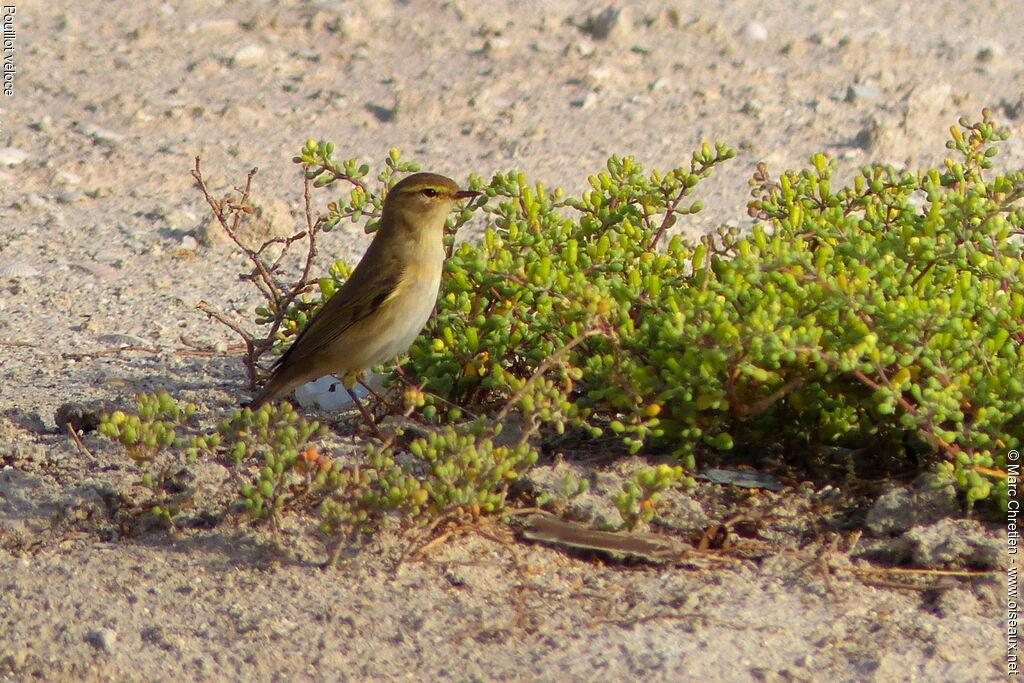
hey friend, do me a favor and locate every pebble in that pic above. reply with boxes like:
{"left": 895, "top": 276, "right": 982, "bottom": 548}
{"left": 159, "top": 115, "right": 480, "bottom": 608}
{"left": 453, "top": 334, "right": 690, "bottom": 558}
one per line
{"left": 29, "top": 115, "right": 54, "bottom": 134}
{"left": 0, "top": 262, "right": 40, "bottom": 278}
{"left": 233, "top": 44, "right": 268, "bottom": 66}
{"left": 846, "top": 83, "right": 880, "bottom": 102}
{"left": 339, "top": 10, "right": 373, "bottom": 38}
{"left": 23, "top": 194, "right": 47, "bottom": 209}
{"left": 739, "top": 20, "right": 768, "bottom": 43}
{"left": 48, "top": 211, "right": 67, "bottom": 229}
{"left": 92, "top": 250, "right": 127, "bottom": 266}
{"left": 864, "top": 473, "right": 958, "bottom": 535}
{"left": 186, "top": 18, "right": 240, "bottom": 34}
{"left": 741, "top": 99, "right": 764, "bottom": 115}
{"left": 573, "top": 92, "right": 599, "bottom": 110}
{"left": 72, "top": 261, "right": 119, "bottom": 280}
{"left": 57, "top": 190, "right": 85, "bottom": 204}
{"left": 55, "top": 170, "right": 83, "bottom": 186}
{"left": 97, "top": 334, "right": 152, "bottom": 348}
{"left": 295, "top": 373, "right": 384, "bottom": 411}
{"left": 975, "top": 42, "right": 1005, "bottom": 64}
{"left": 583, "top": 6, "right": 632, "bottom": 41}
{"left": 482, "top": 36, "right": 515, "bottom": 58}
{"left": 573, "top": 39, "right": 596, "bottom": 57}
{"left": 85, "top": 627, "right": 117, "bottom": 654}
{"left": 0, "top": 147, "right": 29, "bottom": 166}
{"left": 166, "top": 209, "right": 199, "bottom": 232}
{"left": 76, "top": 123, "right": 125, "bottom": 146}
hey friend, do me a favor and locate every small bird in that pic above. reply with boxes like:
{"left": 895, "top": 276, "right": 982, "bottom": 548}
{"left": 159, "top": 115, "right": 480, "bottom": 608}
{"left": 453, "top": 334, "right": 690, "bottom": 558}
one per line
{"left": 249, "top": 172, "right": 479, "bottom": 411}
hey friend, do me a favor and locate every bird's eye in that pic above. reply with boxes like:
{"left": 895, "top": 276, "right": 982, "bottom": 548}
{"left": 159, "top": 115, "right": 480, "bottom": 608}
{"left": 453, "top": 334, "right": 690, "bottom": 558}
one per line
{"left": 421, "top": 188, "right": 439, "bottom": 198}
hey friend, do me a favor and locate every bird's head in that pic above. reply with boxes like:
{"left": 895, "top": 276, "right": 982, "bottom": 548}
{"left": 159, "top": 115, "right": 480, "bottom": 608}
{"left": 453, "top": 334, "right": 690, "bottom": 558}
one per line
{"left": 382, "top": 172, "right": 479, "bottom": 232}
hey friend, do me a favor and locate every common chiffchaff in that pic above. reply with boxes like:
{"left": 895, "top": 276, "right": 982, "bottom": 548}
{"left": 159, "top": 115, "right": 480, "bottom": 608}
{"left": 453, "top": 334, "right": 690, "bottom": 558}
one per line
{"left": 249, "top": 172, "right": 478, "bottom": 409}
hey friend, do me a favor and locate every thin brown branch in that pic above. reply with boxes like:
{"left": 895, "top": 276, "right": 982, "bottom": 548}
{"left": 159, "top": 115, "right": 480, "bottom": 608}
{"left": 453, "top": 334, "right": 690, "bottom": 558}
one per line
{"left": 65, "top": 422, "right": 95, "bottom": 458}
{"left": 494, "top": 324, "right": 603, "bottom": 431}
{"left": 191, "top": 159, "right": 284, "bottom": 301}
{"left": 196, "top": 300, "right": 262, "bottom": 386}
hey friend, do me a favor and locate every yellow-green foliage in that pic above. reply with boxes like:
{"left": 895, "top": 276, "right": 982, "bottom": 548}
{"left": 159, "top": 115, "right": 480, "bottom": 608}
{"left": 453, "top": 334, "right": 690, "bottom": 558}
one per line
{"left": 321, "top": 421, "right": 539, "bottom": 533}
{"left": 99, "top": 391, "right": 198, "bottom": 462}
{"left": 300, "top": 111, "right": 1022, "bottom": 509}
{"left": 219, "top": 403, "right": 331, "bottom": 520}
{"left": 100, "top": 112, "right": 1022, "bottom": 541}
{"left": 617, "top": 464, "right": 688, "bottom": 529}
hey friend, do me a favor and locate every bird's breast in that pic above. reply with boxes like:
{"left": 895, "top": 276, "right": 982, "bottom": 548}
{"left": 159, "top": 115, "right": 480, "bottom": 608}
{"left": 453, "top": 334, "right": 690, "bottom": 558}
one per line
{"left": 367, "top": 256, "right": 444, "bottom": 364}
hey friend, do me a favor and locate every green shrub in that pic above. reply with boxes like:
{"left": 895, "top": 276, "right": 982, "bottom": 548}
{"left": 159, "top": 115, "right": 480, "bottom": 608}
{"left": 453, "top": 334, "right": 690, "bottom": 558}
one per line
{"left": 298, "top": 111, "right": 1021, "bottom": 510}
{"left": 102, "top": 111, "right": 1022, "bottom": 544}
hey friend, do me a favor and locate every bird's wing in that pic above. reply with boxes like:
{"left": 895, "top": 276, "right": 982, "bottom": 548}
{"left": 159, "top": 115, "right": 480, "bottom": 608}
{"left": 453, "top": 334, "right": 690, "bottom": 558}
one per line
{"left": 271, "top": 244, "right": 403, "bottom": 369}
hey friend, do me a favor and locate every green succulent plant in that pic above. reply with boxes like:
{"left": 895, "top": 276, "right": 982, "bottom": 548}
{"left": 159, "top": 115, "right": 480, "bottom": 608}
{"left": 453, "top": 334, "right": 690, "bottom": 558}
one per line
{"left": 103, "top": 111, "right": 1021, "bottom": 545}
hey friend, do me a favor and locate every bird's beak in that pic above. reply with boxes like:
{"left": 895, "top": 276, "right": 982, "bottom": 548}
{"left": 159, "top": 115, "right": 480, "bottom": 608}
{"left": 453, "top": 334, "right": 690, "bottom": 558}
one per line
{"left": 455, "top": 189, "right": 480, "bottom": 200}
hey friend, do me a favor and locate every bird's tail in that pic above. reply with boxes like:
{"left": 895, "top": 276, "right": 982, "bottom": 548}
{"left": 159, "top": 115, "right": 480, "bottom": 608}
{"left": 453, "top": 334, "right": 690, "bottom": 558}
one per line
{"left": 246, "top": 374, "right": 290, "bottom": 409}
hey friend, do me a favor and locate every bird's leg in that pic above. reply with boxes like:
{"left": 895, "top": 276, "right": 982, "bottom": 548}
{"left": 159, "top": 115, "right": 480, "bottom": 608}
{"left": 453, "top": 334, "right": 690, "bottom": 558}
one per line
{"left": 357, "top": 376, "right": 388, "bottom": 409}
{"left": 344, "top": 385, "right": 377, "bottom": 426}
{"left": 343, "top": 373, "right": 381, "bottom": 438}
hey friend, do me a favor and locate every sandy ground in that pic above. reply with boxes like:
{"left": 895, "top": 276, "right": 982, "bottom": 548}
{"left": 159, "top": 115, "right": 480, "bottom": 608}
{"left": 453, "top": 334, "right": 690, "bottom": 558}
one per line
{"left": 0, "top": 0, "right": 1018, "bottom": 680}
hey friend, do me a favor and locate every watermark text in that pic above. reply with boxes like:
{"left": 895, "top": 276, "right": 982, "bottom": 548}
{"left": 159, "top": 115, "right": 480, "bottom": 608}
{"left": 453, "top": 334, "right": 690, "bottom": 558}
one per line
{"left": 1009, "top": 451, "right": 1020, "bottom": 675}
{"left": 2, "top": 5, "right": 15, "bottom": 97}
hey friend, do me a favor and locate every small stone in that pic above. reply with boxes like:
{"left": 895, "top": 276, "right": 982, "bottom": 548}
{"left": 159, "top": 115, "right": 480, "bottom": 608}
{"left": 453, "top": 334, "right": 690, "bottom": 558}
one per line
{"left": 852, "top": 116, "right": 898, "bottom": 154}
{"left": 846, "top": 83, "right": 880, "bottom": 102}
{"left": 482, "top": 35, "right": 514, "bottom": 57}
{"left": 72, "top": 260, "right": 119, "bottom": 280}
{"left": 232, "top": 44, "right": 267, "bottom": 66}
{"left": 23, "top": 194, "right": 47, "bottom": 209}
{"left": 649, "top": 77, "right": 670, "bottom": 92}
{"left": 29, "top": 115, "right": 54, "bottom": 134}
{"left": 179, "top": 234, "right": 199, "bottom": 251}
{"left": 167, "top": 209, "right": 199, "bottom": 232}
{"left": 975, "top": 43, "right": 1005, "bottom": 64}
{"left": 865, "top": 474, "right": 959, "bottom": 535}
{"left": 97, "top": 334, "right": 152, "bottom": 348}
{"left": 92, "top": 250, "right": 127, "bottom": 266}
{"left": 661, "top": 8, "right": 684, "bottom": 29}
{"left": 85, "top": 628, "right": 117, "bottom": 654}
{"left": 366, "top": 102, "right": 397, "bottom": 123}
{"left": 314, "top": 7, "right": 371, "bottom": 37}
{"left": 583, "top": 6, "right": 633, "bottom": 41}
{"left": 739, "top": 20, "right": 768, "bottom": 43}
{"left": 48, "top": 211, "right": 67, "bottom": 229}
{"left": 55, "top": 401, "right": 113, "bottom": 433}
{"left": 1000, "top": 95, "right": 1024, "bottom": 120}
{"left": 76, "top": 123, "right": 126, "bottom": 146}
{"left": 0, "top": 147, "right": 29, "bottom": 166}
{"left": 55, "top": 170, "right": 82, "bottom": 186}
{"left": 573, "top": 39, "right": 596, "bottom": 57}
{"left": 295, "top": 374, "right": 383, "bottom": 411}
{"left": 56, "top": 190, "right": 85, "bottom": 204}
{"left": 186, "top": 18, "right": 240, "bottom": 34}
{"left": 0, "top": 262, "right": 40, "bottom": 278}
{"left": 572, "top": 92, "right": 599, "bottom": 109}
{"left": 741, "top": 99, "right": 764, "bottom": 115}
{"left": 904, "top": 519, "right": 1001, "bottom": 569}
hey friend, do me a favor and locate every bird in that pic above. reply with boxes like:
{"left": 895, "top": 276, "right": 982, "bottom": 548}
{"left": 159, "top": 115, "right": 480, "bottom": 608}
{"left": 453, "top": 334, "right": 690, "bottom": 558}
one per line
{"left": 248, "top": 172, "right": 479, "bottom": 413}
